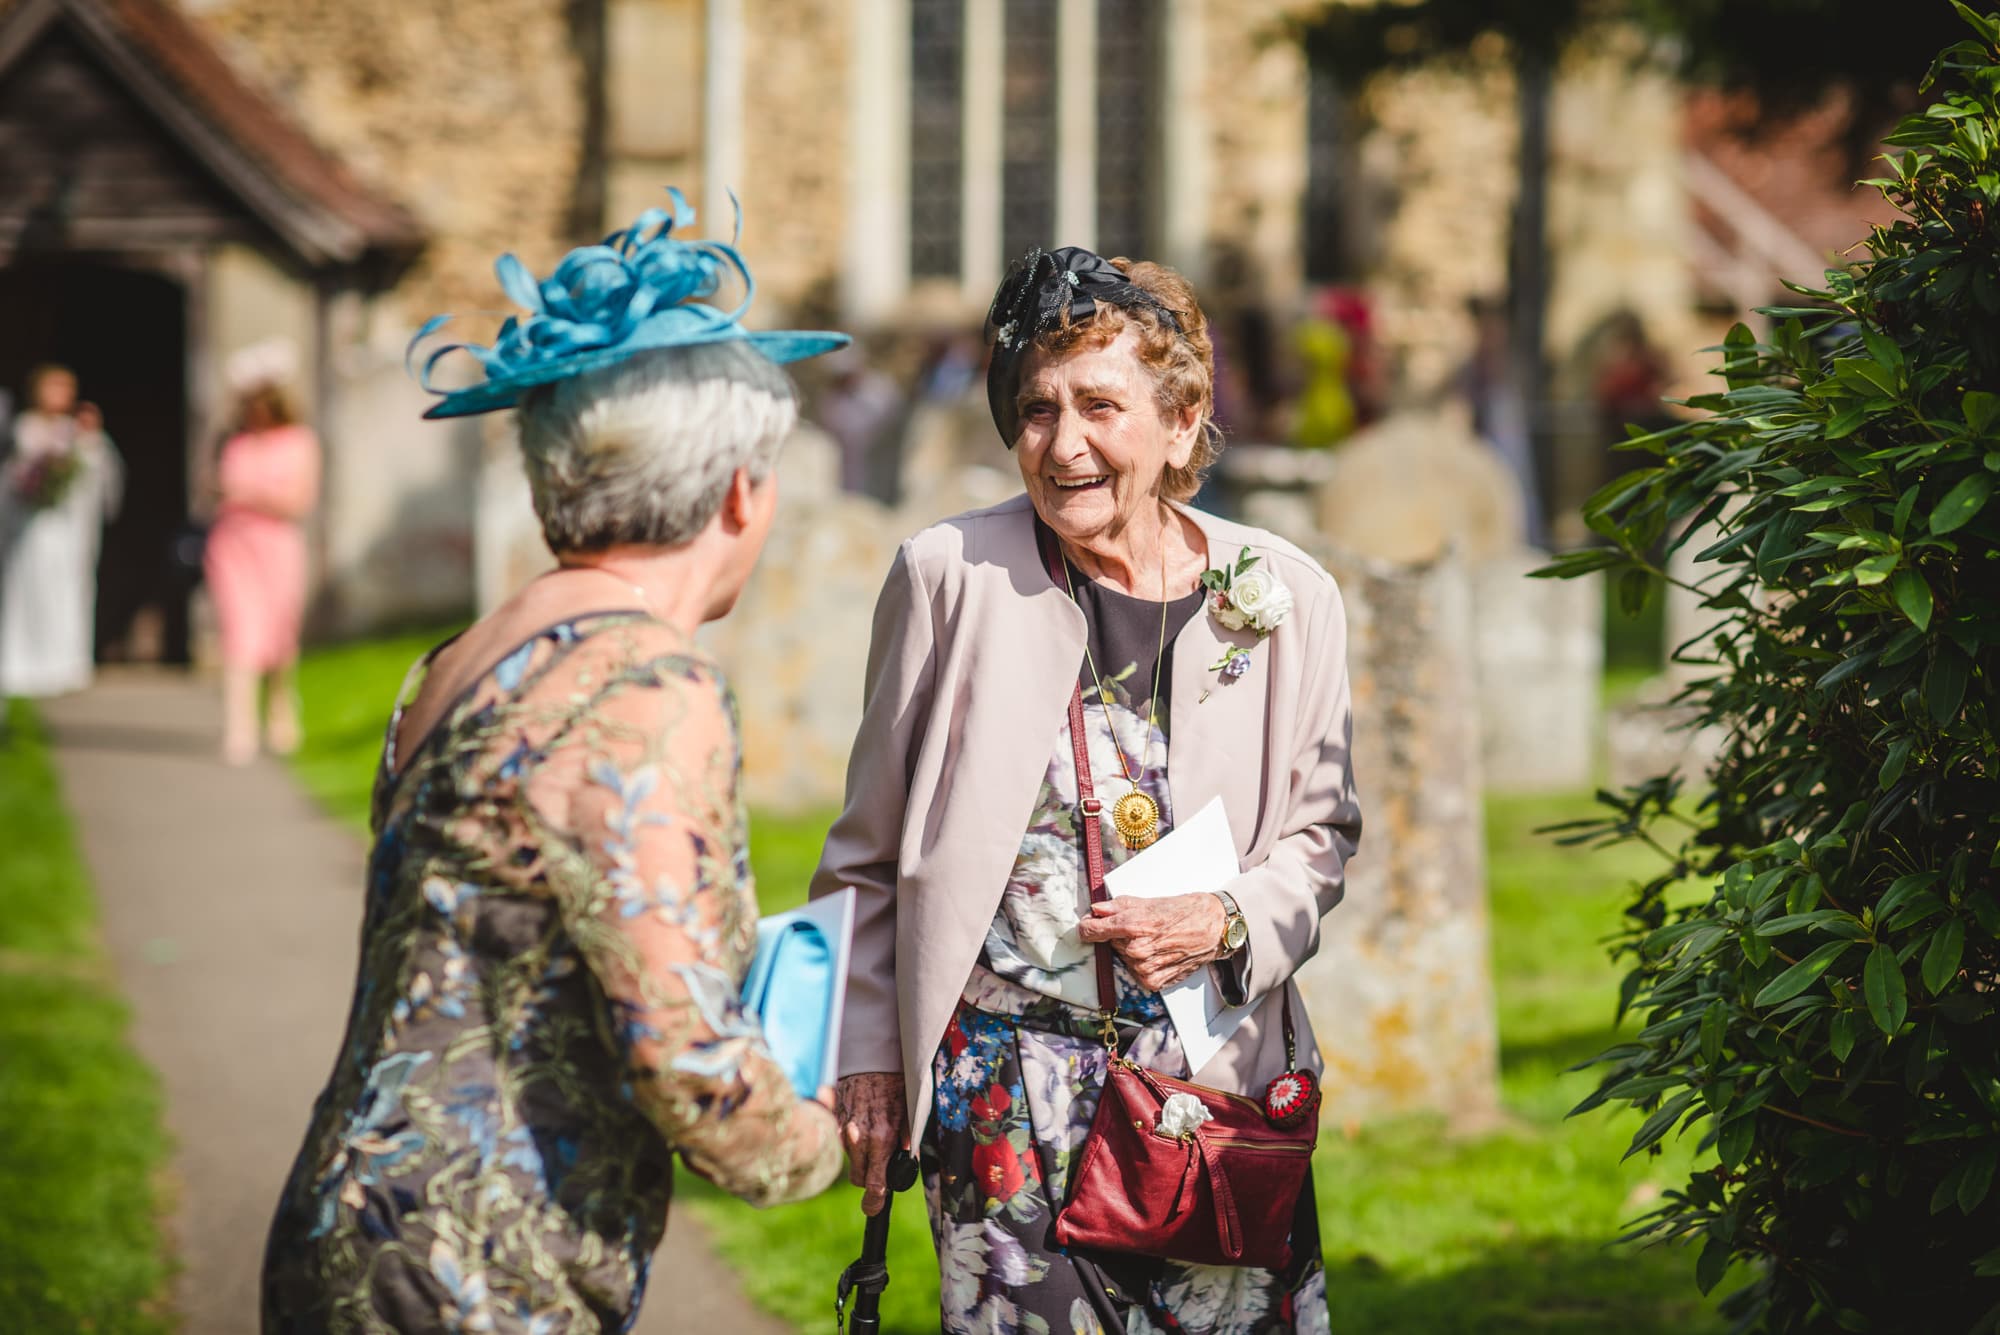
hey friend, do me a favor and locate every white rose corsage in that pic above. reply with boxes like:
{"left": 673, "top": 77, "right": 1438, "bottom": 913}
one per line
{"left": 1202, "top": 547, "right": 1292, "bottom": 681}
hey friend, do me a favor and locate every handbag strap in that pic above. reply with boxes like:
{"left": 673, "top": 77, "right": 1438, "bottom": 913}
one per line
{"left": 1039, "top": 520, "right": 1121, "bottom": 1024}
{"left": 1035, "top": 519, "right": 1295, "bottom": 1061}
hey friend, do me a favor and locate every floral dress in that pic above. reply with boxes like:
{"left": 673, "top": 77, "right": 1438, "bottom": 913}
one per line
{"left": 262, "top": 612, "right": 839, "bottom": 1334}
{"left": 927, "top": 573, "right": 1329, "bottom": 1335}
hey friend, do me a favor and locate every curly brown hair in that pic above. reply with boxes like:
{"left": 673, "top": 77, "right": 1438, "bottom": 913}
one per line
{"left": 1026, "top": 259, "right": 1221, "bottom": 503}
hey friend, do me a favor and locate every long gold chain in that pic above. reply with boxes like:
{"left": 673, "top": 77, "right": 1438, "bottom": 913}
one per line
{"left": 1061, "top": 520, "right": 1169, "bottom": 804}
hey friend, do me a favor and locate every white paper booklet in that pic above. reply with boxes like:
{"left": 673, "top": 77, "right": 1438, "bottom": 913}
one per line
{"left": 1102, "top": 797, "right": 1252, "bottom": 1072}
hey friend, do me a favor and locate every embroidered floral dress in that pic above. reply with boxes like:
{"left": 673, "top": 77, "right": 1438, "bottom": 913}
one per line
{"left": 926, "top": 572, "right": 1329, "bottom": 1335}
{"left": 263, "top": 613, "right": 839, "bottom": 1334}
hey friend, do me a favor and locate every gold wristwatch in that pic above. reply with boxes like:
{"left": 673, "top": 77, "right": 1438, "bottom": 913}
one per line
{"left": 1214, "top": 890, "right": 1248, "bottom": 956}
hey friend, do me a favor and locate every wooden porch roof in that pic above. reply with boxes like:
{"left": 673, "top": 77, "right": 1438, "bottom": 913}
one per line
{"left": 0, "top": 0, "right": 423, "bottom": 271}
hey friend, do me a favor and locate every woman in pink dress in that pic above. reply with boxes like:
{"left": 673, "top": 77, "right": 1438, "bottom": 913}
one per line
{"left": 205, "top": 359, "right": 320, "bottom": 765}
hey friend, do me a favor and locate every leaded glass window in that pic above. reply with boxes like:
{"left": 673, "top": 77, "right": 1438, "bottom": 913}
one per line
{"left": 1001, "top": 0, "right": 1058, "bottom": 267}
{"left": 910, "top": 0, "right": 965, "bottom": 279}
{"left": 1094, "top": 0, "right": 1157, "bottom": 259}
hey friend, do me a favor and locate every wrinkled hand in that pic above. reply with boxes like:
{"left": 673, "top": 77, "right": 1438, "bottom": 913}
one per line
{"left": 836, "top": 1072, "right": 906, "bottom": 1216}
{"left": 1075, "top": 892, "right": 1226, "bottom": 992}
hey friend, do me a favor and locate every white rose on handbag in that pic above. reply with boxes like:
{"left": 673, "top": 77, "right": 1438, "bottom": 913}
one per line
{"left": 1156, "top": 1090, "right": 1215, "bottom": 1140}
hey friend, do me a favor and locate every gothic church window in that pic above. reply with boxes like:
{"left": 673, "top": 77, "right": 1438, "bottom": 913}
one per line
{"left": 907, "top": 0, "right": 1160, "bottom": 289}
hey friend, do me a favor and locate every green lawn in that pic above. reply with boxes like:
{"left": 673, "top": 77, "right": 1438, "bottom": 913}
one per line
{"left": 292, "top": 633, "right": 1730, "bottom": 1334}
{"left": 0, "top": 701, "right": 172, "bottom": 1332}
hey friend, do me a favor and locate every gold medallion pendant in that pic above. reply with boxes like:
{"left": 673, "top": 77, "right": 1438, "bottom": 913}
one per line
{"left": 1112, "top": 789, "right": 1161, "bottom": 850}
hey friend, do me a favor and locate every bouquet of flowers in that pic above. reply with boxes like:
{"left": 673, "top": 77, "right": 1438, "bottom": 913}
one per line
{"left": 12, "top": 446, "right": 82, "bottom": 510}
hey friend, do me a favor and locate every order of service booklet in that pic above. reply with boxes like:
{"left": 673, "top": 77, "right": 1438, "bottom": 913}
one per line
{"left": 740, "top": 887, "right": 856, "bottom": 1099}
{"left": 1102, "top": 796, "right": 1253, "bottom": 1073}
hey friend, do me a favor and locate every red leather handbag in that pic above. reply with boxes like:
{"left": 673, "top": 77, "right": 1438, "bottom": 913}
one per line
{"left": 1039, "top": 523, "right": 1321, "bottom": 1269}
{"left": 1053, "top": 1001, "right": 1319, "bottom": 1269}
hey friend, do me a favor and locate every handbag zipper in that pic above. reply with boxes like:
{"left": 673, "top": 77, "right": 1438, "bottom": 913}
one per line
{"left": 1201, "top": 1136, "right": 1314, "bottom": 1154}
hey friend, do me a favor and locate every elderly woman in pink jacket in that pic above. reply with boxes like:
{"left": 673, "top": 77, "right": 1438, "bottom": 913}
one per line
{"left": 811, "top": 249, "right": 1363, "bottom": 1335}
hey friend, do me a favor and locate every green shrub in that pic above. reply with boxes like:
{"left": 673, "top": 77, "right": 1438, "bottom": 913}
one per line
{"left": 1538, "top": 8, "right": 2000, "bottom": 1331}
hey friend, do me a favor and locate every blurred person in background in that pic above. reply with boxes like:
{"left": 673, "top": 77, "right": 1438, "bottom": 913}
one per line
{"left": 1457, "top": 295, "right": 1547, "bottom": 547}
{"left": 261, "top": 195, "right": 846, "bottom": 1332}
{"left": 206, "top": 340, "right": 320, "bottom": 765}
{"left": 822, "top": 246, "right": 1361, "bottom": 1334}
{"left": 1592, "top": 310, "right": 1674, "bottom": 451}
{"left": 817, "top": 343, "right": 907, "bottom": 497}
{"left": 0, "top": 364, "right": 123, "bottom": 700}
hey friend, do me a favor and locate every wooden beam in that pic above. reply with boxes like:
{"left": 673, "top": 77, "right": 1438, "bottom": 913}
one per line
{"left": 10, "top": 0, "right": 362, "bottom": 265}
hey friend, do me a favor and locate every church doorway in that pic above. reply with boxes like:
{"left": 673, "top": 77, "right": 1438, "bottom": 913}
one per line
{"left": 0, "top": 261, "right": 191, "bottom": 663}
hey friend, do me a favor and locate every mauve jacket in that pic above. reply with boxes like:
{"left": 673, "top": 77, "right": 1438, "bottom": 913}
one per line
{"left": 808, "top": 493, "right": 1363, "bottom": 1129}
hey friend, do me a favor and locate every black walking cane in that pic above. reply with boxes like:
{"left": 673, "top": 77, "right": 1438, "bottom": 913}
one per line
{"left": 835, "top": 1149, "right": 919, "bottom": 1333}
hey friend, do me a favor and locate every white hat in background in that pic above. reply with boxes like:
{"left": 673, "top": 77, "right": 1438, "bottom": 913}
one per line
{"left": 224, "top": 337, "right": 300, "bottom": 396}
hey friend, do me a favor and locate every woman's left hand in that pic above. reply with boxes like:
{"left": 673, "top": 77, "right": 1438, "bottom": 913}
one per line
{"left": 1075, "top": 892, "right": 1227, "bottom": 992}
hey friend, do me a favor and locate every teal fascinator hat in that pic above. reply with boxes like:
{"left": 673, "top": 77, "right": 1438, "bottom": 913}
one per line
{"left": 410, "top": 188, "right": 850, "bottom": 419}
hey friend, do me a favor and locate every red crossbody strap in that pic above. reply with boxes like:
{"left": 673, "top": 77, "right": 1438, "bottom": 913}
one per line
{"left": 1040, "top": 519, "right": 1121, "bottom": 1016}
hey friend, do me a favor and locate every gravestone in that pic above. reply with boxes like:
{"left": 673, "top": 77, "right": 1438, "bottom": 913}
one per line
{"left": 1313, "top": 411, "right": 1524, "bottom": 566}
{"left": 1471, "top": 549, "right": 1603, "bottom": 791}
{"left": 1309, "top": 411, "right": 1602, "bottom": 791}
{"left": 1292, "top": 542, "right": 1502, "bottom": 1127}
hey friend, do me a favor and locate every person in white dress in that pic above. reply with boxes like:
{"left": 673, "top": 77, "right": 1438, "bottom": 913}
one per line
{"left": 0, "top": 365, "right": 124, "bottom": 698}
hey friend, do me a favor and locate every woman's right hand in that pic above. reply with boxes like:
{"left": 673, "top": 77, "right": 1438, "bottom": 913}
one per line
{"left": 836, "top": 1072, "right": 907, "bottom": 1216}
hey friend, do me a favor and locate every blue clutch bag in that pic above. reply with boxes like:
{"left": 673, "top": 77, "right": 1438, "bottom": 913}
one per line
{"left": 741, "top": 901, "right": 848, "bottom": 1099}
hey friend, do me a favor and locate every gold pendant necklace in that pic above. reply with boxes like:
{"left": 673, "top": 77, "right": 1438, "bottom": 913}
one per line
{"left": 1063, "top": 524, "right": 1172, "bottom": 851}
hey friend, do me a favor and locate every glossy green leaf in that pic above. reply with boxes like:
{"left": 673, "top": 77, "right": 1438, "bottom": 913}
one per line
{"left": 1722, "top": 322, "right": 1758, "bottom": 390}
{"left": 1696, "top": 1233, "right": 1732, "bottom": 1295}
{"left": 1717, "top": 1114, "right": 1756, "bottom": 1170}
{"left": 1754, "top": 941, "right": 1854, "bottom": 1007}
{"left": 1700, "top": 1002, "right": 1729, "bottom": 1065}
{"left": 1929, "top": 646, "right": 1971, "bottom": 725}
{"left": 1879, "top": 736, "right": 1916, "bottom": 790}
{"left": 1963, "top": 388, "right": 2000, "bottom": 434}
{"left": 1624, "top": 1090, "right": 1698, "bottom": 1161}
{"left": 1877, "top": 871, "right": 1942, "bottom": 921}
{"left": 1853, "top": 552, "right": 1900, "bottom": 586}
{"left": 1891, "top": 567, "right": 1934, "bottom": 629}
{"left": 1864, "top": 943, "right": 1908, "bottom": 1036}
{"left": 1922, "top": 919, "right": 1966, "bottom": 994}
{"left": 1931, "top": 472, "right": 1992, "bottom": 533}
{"left": 1830, "top": 1008, "right": 1860, "bottom": 1062}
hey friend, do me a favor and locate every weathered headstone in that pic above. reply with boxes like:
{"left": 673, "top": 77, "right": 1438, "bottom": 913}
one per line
{"left": 1313, "top": 410, "right": 1525, "bottom": 566}
{"left": 1308, "top": 411, "right": 1601, "bottom": 791}
{"left": 1292, "top": 543, "right": 1502, "bottom": 1128}
{"left": 1472, "top": 549, "right": 1603, "bottom": 791}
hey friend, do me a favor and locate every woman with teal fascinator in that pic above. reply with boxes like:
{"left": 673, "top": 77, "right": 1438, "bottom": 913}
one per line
{"left": 261, "top": 191, "right": 850, "bottom": 1333}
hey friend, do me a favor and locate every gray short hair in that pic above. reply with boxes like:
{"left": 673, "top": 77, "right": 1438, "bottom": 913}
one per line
{"left": 516, "top": 340, "right": 798, "bottom": 554}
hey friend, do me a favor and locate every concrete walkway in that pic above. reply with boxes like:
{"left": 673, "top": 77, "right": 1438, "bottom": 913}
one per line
{"left": 45, "top": 670, "right": 786, "bottom": 1335}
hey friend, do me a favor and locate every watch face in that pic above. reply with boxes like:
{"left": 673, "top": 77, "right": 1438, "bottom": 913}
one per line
{"left": 1225, "top": 917, "right": 1249, "bottom": 951}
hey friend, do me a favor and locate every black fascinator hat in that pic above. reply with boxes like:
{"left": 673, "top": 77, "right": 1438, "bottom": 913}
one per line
{"left": 982, "top": 246, "right": 1180, "bottom": 446}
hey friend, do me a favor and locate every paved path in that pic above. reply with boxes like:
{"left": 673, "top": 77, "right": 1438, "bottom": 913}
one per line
{"left": 46, "top": 669, "right": 786, "bottom": 1335}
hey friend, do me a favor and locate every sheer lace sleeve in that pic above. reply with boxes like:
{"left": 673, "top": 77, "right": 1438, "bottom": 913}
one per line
{"left": 538, "top": 636, "right": 841, "bottom": 1208}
